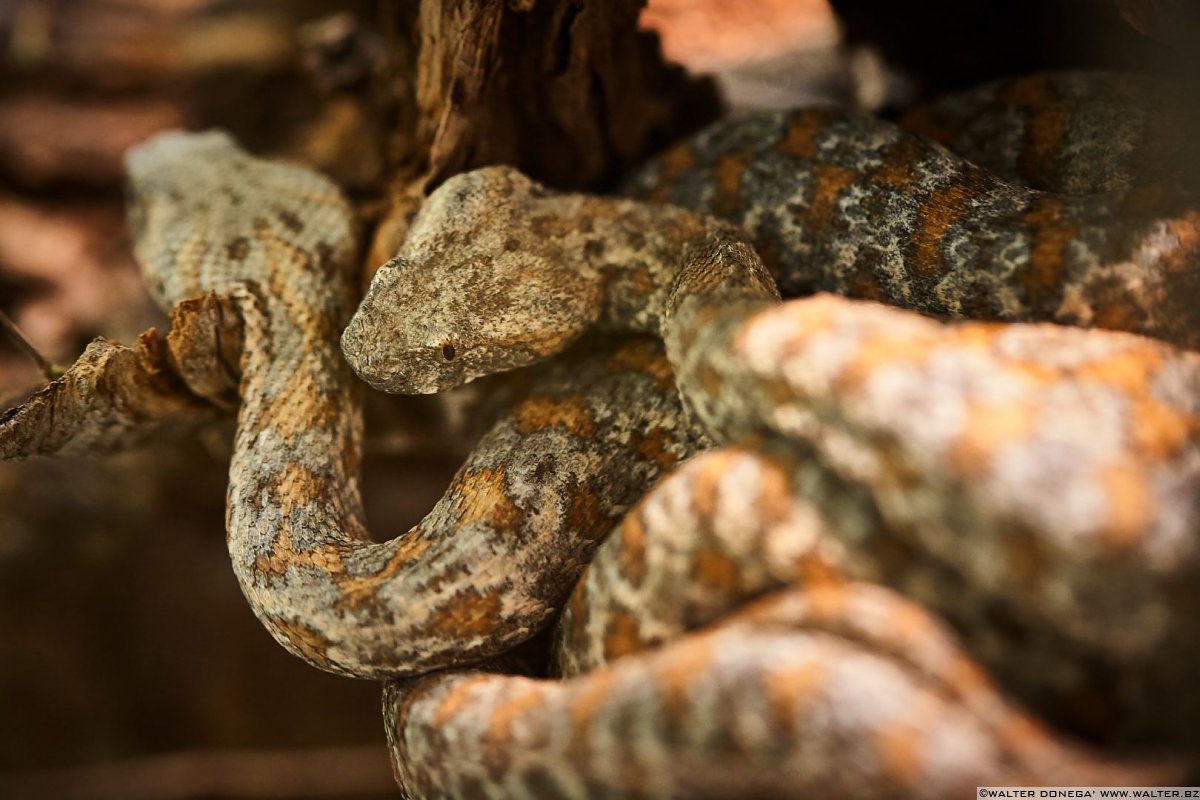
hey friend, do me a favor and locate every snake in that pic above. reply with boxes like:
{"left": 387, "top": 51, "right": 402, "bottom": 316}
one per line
{"left": 373, "top": 294, "right": 1200, "bottom": 795}
{"left": 339, "top": 72, "right": 1200, "bottom": 785}
{"left": 116, "top": 130, "right": 706, "bottom": 680}
{"left": 388, "top": 445, "right": 1184, "bottom": 798}
{"left": 2, "top": 70, "right": 1197, "bottom": 796}
{"left": 897, "top": 71, "right": 1185, "bottom": 195}
{"left": 343, "top": 111, "right": 1200, "bottom": 679}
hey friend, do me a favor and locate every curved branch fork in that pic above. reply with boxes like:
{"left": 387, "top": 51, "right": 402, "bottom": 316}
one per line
{"left": 0, "top": 292, "right": 242, "bottom": 460}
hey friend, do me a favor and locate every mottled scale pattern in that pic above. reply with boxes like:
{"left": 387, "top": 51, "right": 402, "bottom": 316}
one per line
{"left": 900, "top": 71, "right": 1182, "bottom": 194}
{"left": 125, "top": 133, "right": 704, "bottom": 678}
{"left": 349, "top": 166, "right": 1200, "bottom": 705}
{"left": 9, "top": 68, "right": 1198, "bottom": 798}
{"left": 348, "top": 84, "right": 1200, "bottom": 778}
{"left": 554, "top": 429, "right": 1199, "bottom": 744}
{"left": 671, "top": 292, "right": 1200, "bottom": 737}
{"left": 385, "top": 585, "right": 1174, "bottom": 800}
{"left": 624, "top": 106, "right": 1200, "bottom": 350}
{"left": 341, "top": 166, "right": 775, "bottom": 396}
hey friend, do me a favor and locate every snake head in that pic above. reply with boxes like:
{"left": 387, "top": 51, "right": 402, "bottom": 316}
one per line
{"left": 342, "top": 166, "right": 602, "bottom": 394}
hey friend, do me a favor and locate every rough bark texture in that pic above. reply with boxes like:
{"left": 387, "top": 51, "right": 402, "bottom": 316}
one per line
{"left": 367, "top": 0, "right": 720, "bottom": 269}
{"left": 0, "top": 294, "right": 241, "bottom": 460}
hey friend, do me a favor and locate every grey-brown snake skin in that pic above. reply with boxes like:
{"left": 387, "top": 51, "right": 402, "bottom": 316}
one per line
{"left": 2, "top": 71, "right": 1198, "bottom": 796}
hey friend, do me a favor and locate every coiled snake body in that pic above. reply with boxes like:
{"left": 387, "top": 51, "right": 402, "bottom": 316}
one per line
{"left": 4, "top": 70, "right": 1199, "bottom": 798}
{"left": 124, "top": 132, "right": 705, "bottom": 679}
{"left": 342, "top": 74, "right": 1200, "bottom": 792}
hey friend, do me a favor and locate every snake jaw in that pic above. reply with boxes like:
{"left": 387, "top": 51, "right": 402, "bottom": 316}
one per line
{"left": 341, "top": 317, "right": 541, "bottom": 394}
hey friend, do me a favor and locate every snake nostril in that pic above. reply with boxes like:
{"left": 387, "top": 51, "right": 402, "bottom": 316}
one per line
{"left": 441, "top": 344, "right": 456, "bottom": 361}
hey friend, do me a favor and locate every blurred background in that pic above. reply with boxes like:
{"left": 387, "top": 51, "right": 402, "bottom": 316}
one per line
{"left": 0, "top": 0, "right": 1175, "bottom": 797}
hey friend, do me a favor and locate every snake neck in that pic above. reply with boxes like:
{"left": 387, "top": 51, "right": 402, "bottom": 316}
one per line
{"left": 557, "top": 194, "right": 780, "bottom": 337}
{"left": 541, "top": 193, "right": 780, "bottom": 443}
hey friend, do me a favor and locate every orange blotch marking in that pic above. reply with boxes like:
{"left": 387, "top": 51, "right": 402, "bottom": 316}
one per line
{"left": 791, "top": 553, "right": 845, "bottom": 589}
{"left": 428, "top": 587, "right": 505, "bottom": 639}
{"left": 616, "top": 512, "right": 649, "bottom": 586}
{"left": 691, "top": 450, "right": 739, "bottom": 519}
{"left": 871, "top": 136, "right": 925, "bottom": 189}
{"left": 909, "top": 180, "right": 975, "bottom": 278}
{"left": 567, "top": 664, "right": 620, "bottom": 731}
{"left": 713, "top": 151, "right": 750, "bottom": 219}
{"left": 635, "top": 427, "right": 682, "bottom": 470}
{"left": 946, "top": 320, "right": 1006, "bottom": 350}
{"left": 1070, "top": 346, "right": 1161, "bottom": 393}
{"left": 874, "top": 721, "right": 926, "bottom": 790}
{"left": 565, "top": 488, "right": 604, "bottom": 539}
{"left": 606, "top": 338, "right": 674, "bottom": 388}
{"left": 455, "top": 466, "right": 525, "bottom": 531}
{"left": 948, "top": 402, "right": 1037, "bottom": 477}
{"left": 338, "top": 535, "right": 433, "bottom": 607}
{"left": 432, "top": 676, "right": 491, "bottom": 726}
{"left": 754, "top": 456, "right": 795, "bottom": 525}
{"left": 776, "top": 111, "right": 830, "bottom": 158}
{"left": 695, "top": 548, "right": 742, "bottom": 595}
{"left": 269, "top": 369, "right": 341, "bottom": 440}
{"left": 514, "top": 393, "right": 597, "bottom": 438}
{"left": 844, "top": 263, "right": 886, "bottom": 301}
{"left": 660, "top": 144, "right": 698, "bottom": 181}
{"left": 270, "top": 616, "right": 333, "bottom": 664}
{"left": 997, "top": 74, "right": 1069, "bottom": 187}
{"left": 1127, "top": 398, "right": 1195, "bottom": 461}
{"left": 1018, "top": 196, "right": 1078, "bottom": 308}
{"left": 768, "top": 293, "right": 844, "bottom": 339}
{"left": 1091, "top": 295, "right": 1144, "bottom": 333}
{"left": 944, "top": 653, "right": 992, "bottom": 701}
{"left": 1099, "top": 464, "right": 1152, "bottom": 552}
{"left": 806, "top": 582, "right": 850, "bottom": 622}
{"left": 1000, "top": 358, "right": 1063, "bottom": 389}
{"left": 602, "top": 612, "right": 645, "bottom": 661}
{"left": 255, "top": 524, "right": 346, "bottom": 578}
{"left": 655, "top": 636, "right": 715, "bottom": 719}
{"left": 884, "top": 597, "right": 937, "bottom": 650}
{"left": 805, "top": 164, "right": 857, "bottom": 229}
{"left": 834, "top": 331, "right": 935, "bottom": 391}
{"left": 1163, "top": 211, "right": 1200, "bottom": 270}
{"left": 271, "top": 462, "right": 329, "bottom": 520}
{"left": 994, "top": 707, "right": 1054, "bottom": 759}
{"left": 763, "top": 660, "right": 827, "bottom": 733}
{"left": 487, "top": 684, "right": 546, "bottom": 744}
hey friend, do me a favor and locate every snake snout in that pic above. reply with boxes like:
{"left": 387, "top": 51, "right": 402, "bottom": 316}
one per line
{"left": 340, "top": 319, "right": 441, "bottom": 395}
{"left": 339, "top": 317, "right": 387, "bottom": 385}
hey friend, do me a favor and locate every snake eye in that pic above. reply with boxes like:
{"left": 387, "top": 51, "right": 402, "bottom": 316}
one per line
{"left": 441, "top": 344, "right": 457, "bottom": 361}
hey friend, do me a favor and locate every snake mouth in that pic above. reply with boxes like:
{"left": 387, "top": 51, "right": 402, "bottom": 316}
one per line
{"left": 339, "top": 320, "right": 395, "bottom": 391}
{"left": 350, "top": 362, "right": 467, "bottom": 395}
{"left": 340, "top": 324, "right": 465, "bottom": 395}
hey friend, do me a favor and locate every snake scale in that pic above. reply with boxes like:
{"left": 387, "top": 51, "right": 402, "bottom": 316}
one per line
{"left": 1, "top": 69, "right": 1196, "bottom": 796}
